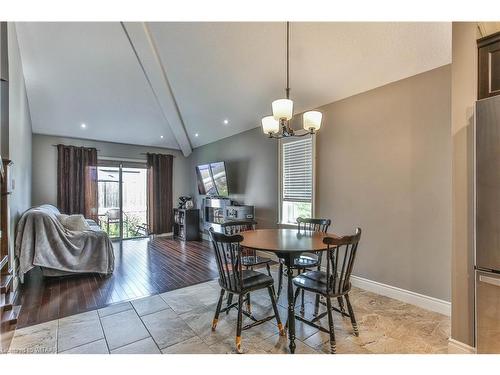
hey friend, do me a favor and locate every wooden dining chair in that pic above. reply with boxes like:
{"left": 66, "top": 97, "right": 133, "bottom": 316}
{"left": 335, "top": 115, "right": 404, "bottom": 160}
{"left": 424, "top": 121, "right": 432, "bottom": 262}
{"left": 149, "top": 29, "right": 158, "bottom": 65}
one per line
{"left": 209, "top": 228, "right": 285, "bottom": 353}
{"left": 277, "top": 217, "right": 331, "bottom": 315}
{"left": 221, "top": 220, "right": 273, "bottom": 315}
{"left": 292, "top": 228, "right": 362, "bottom": 354}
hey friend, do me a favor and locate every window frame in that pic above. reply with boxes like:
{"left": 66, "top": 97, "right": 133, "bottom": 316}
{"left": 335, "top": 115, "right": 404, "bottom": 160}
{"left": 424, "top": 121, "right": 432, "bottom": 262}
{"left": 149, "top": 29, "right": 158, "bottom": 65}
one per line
{"left": 278, "top": 134, "right": 316, "bottom": 226}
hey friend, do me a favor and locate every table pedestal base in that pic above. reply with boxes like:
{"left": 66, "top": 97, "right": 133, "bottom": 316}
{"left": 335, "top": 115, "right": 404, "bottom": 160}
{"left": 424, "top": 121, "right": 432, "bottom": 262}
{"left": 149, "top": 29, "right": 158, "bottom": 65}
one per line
{"left": 285, "top": 256, "right": 296, "bottom": 354}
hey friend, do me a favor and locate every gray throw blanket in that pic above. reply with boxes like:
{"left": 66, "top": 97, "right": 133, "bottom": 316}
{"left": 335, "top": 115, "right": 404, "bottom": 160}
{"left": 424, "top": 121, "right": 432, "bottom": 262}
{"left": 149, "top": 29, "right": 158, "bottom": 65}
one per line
{"left": 15, "top": 205, "right": 115, "bottom": 278}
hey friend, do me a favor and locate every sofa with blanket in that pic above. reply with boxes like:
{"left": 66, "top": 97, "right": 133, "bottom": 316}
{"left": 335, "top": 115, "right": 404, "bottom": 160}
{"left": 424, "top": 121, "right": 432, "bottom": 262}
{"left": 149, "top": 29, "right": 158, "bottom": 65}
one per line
{"left": 15, "top": 204, "right": 115, "bottom": 278}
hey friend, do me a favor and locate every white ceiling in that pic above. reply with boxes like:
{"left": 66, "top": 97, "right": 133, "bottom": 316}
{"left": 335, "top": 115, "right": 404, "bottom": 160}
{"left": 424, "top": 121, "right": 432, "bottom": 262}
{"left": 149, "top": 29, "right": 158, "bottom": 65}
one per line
{"left": 16, "top": 22, "right": 179, "bottom": 149}
{"left": 15, "top": 22, "right": 452, "bottom": 151}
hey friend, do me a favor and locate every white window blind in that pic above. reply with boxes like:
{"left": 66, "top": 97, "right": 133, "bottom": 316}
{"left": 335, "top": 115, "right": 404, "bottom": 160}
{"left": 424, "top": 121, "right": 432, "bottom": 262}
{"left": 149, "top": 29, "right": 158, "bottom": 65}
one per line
{"left": 282, "top": 137, "right": 313, "bottom": 202}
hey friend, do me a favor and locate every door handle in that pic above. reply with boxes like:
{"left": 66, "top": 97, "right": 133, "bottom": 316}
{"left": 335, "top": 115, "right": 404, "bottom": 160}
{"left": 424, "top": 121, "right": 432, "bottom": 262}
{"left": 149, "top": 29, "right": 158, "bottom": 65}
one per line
{"left": 479, "top": 275, "right": 500, "bottom": 287}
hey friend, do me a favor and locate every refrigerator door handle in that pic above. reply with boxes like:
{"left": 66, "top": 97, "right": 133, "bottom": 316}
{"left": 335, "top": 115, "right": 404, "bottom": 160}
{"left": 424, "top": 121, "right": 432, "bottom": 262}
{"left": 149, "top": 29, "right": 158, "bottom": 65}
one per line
{"left": 479, "top": 274, "right": 500, "bottom": 287}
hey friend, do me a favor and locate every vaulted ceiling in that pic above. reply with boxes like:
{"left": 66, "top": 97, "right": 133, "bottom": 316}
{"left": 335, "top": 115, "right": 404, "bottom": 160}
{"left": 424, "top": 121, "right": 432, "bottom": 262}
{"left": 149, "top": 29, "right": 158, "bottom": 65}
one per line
{"left": 16, "top": 22, "right": 452, "bottom": 156}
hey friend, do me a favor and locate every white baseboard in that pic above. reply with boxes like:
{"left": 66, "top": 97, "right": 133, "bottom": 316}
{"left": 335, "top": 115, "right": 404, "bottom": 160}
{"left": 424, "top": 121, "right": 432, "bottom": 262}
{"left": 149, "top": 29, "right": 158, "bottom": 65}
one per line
{"left": 448, "top": 338, "right": 476, "bottom": 354}
{"left": 349, "top": 274, "right": 451, "bottom": 316}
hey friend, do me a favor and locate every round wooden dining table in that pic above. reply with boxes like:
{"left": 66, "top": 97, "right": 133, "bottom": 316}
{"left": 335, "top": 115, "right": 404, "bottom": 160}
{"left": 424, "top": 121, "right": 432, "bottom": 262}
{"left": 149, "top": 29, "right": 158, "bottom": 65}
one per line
{"left": 240, "top": 228, "right": 339, "bottom": 354}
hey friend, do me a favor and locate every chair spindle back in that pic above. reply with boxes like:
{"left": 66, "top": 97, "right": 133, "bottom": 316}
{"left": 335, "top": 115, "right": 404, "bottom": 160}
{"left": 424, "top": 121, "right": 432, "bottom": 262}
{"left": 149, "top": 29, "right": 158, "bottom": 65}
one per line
{"left": 323, "top": 228, "right": 362, "bottom": 295}
{"left": 222, "top": 220, "right": 256, "bottom": 235}
{"left": 297, "top": 217, "right": 331, "bottom": 234}
{"left": 209, "top": 228, "right": 244, "bottom": 292}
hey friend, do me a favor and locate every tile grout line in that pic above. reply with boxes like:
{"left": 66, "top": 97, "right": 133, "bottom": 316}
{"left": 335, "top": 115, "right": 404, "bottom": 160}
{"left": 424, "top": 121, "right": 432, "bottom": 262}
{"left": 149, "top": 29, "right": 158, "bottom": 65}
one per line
{"left": 97, "top": 303, "right": 134, "bottom": 319}
{"left": 57, "top": 311, "right": 106, "bottom": 354}
{"left": 96, "top": 310, "right": 111, "bottom": 354}
{"left": 59, "top": 337, "right": 105, "bottom": 354}
{"left": 142, "top": 294, "right": 204, "bottom": 351}
{"left": 55, "top": 296, "right": 178, "bottom": 353}
{"left": 109, "top": 337, "right": 153, "bottom": 353}
{"left": 129, "top": 299, "right": 162, "bottom": 353}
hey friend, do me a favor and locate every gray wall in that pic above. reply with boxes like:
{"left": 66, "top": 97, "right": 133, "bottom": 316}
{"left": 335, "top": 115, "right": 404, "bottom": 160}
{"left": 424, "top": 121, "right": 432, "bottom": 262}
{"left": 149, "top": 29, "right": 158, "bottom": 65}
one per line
{"left": 188, "top": 127, "right": 278, "bottom": 229}
{"left": 315, "top": 65, "right": 452, "bottom": 302}
{"left": 7, "top": 23, "right": 33, "bottom": 264}
{"left": 32, "top": 134, "right": 191, "bottom": 209}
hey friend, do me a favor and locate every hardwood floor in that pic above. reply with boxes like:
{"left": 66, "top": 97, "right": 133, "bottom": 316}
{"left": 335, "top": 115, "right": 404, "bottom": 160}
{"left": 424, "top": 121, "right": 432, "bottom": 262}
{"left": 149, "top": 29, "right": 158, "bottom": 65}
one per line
{"left": 16, "top": 237, "right": 219, "bottom": 329}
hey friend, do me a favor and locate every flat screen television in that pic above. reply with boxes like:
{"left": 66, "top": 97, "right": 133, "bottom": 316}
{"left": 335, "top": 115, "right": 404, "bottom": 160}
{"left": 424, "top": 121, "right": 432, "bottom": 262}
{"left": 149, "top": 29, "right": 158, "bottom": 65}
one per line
{"left": 196, "top": 161, "right": 229, "bottom": 196}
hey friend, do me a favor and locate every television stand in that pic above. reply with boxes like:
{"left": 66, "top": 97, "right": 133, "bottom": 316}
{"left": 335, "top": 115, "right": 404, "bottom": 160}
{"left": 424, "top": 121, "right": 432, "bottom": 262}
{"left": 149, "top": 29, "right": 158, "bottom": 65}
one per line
{"left": 202, "top": 197, "right": 254, "bottom": 234}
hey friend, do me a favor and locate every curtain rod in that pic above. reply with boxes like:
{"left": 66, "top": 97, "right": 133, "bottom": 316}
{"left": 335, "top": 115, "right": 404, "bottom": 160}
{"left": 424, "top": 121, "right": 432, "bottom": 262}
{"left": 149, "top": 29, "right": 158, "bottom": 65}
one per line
{"left": 139, "top": 152, "right": 176, "bottom": 158}
{"left": 52, "top": 145, "right": 176, "bottom": 158}
{"left": 52, "top": 144, "right": 101, "bottom": 151}
{"left": 98, "top": 156, "right": 146, "bottom": 163}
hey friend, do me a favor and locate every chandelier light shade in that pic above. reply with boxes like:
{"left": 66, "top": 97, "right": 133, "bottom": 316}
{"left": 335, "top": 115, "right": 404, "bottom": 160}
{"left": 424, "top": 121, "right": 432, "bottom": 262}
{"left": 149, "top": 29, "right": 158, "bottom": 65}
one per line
{"left": 261, "top": 115, "right": 280, "bottom": 134}
{"left": 303, "top": 111, "right": 322, "bottom": 132}
{"left": 272, "top": 99, "right": 294, "bottom": 121}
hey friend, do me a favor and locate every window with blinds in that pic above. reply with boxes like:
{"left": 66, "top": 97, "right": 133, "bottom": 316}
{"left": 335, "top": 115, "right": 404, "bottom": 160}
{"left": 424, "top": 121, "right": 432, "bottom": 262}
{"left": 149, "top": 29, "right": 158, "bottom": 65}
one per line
{"left": 281, "top": 137, "right": 313, "bottom": 224}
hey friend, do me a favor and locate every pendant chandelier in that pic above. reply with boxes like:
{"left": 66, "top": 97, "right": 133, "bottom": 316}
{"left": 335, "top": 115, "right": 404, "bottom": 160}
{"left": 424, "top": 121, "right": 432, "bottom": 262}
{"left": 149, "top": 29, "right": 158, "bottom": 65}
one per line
{"left": 261, "top": 22, "right": 322, "bottom": 139}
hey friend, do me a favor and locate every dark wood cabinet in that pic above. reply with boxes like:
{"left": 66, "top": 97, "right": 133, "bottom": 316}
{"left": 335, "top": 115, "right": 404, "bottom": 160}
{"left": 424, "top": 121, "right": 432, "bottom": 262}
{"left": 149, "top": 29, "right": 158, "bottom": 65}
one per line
{"left": 173, "top": 209, "right": 200, "bottom": 241}
{"left": 478, "top": 31, "right": 500, "bottom": 100}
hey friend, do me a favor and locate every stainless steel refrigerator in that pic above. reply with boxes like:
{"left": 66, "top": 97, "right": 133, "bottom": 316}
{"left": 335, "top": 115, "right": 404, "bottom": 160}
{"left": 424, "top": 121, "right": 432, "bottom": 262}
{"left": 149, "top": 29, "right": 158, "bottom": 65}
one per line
{"left": 475, "top": 94, "right": 500, "bottom": 353}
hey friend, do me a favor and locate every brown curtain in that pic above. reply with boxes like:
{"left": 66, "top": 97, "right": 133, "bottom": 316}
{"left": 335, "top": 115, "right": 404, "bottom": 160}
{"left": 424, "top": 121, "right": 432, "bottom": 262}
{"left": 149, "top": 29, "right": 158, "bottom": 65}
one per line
{"left": 147, "top": 153, "right": 174, "bottom": 234}
{"left": 57, "top": 144, "right": 98, "bottom": 221}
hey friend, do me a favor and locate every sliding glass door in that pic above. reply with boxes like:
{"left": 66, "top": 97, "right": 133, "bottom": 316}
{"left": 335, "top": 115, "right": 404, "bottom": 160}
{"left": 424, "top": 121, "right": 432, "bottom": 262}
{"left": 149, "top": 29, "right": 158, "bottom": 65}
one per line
{"left": 97, "top": 163, "right": 148, "bottom": 240}
{"left": 121, "top": 167, "right": 147, "bottom": 239}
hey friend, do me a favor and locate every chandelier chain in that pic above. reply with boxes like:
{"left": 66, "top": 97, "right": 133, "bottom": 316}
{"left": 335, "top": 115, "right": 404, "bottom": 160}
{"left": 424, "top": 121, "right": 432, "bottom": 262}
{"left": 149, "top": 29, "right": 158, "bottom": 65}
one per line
{"left": 286, "top": 21, "right": 290, "bottom": 100}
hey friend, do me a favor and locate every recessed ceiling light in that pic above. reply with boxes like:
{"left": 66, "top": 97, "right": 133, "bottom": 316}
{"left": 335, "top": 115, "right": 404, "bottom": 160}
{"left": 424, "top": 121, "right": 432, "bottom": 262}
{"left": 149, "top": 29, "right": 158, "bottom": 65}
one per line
{"left": 195, "top": 133, "right": 199, "bottom": 137}
{"left": 223, "top": 119, "right": 229, "bottom": 125}
{"left": 160, "top": 135, "right": 164, "bottom": 139}
{"left": 80, "top": 123, "right": 87, "bottom": 129}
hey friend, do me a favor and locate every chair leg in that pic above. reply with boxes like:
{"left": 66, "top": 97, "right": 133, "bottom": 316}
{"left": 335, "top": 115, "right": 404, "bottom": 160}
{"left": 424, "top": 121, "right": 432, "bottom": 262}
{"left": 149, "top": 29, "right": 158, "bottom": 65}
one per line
{"left": 212, "top": 289, "right": 225, "bottom": 331}
{"left": 226, "top": 293, "right": 233, "bottom": 315}
{"left": 344, "top": 294, "right": 359, "bottom": 336}
{"left": 337, "top": 296, "right": 346, "bottom": 315}
{"left": 236, "top": 294, "right": 244, "bottom": 354}
{"left": 246, "top": 293, "right": 252, "bottom": 314}
{"left": 266, "top": 262, "right": 272, "bottom": 277}
{"left": 300, "top": 289, "right": 305, "bottom": 315}
{"left": 326, "top": 297, "right": 337, "bottom": 354}
{"left": 314, "top": 294, "right": 320, "bottom": 316}
{"left": 276, "top": 262, "right": 284, "bottom": 298}
{"left": 267, "top": 286, "right": 285, "bottom": 336}
{"left": 293, "top": 287, "right": 301, "bottom": 306}
{"left": 266, "top": 263, "right": 278, "bottom": 298}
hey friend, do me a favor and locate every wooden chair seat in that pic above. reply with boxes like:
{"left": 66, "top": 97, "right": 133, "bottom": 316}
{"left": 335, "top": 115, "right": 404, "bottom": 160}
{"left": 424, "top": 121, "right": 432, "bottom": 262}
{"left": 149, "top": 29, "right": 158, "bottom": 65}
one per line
{"left": 222, "top": 269, "right": 274, "bottom": 293}
{"left": 293, "top": 270, "right": 351, "bottom": 296}
{"left": 293, "top": 252, "right": 320, "bottom": 268}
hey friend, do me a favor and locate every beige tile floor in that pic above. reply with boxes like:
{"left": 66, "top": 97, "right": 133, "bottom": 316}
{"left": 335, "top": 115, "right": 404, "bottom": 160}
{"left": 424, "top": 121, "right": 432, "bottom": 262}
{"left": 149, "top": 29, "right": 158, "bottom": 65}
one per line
{"left": 7, "top": 269, "right": 450, "bottom": 354}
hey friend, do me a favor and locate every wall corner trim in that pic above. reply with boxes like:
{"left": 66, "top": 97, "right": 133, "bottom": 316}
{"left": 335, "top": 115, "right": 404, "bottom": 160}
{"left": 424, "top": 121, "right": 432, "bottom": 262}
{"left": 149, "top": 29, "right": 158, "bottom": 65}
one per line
{"left": 349, "top": 274, "right": 451, "bottom": 316}
{"left": 448, "top": 338, "right": 476, "bottom": 354}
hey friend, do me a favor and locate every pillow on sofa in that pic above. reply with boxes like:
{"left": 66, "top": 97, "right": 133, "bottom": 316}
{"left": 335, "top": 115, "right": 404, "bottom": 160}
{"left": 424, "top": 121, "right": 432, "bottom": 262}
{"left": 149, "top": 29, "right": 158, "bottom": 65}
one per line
{"left": 59, "top": 214, "right": 91, "bottom": 231}
{"left": 56, "top": 214, "right": 69, "bottom": 223}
